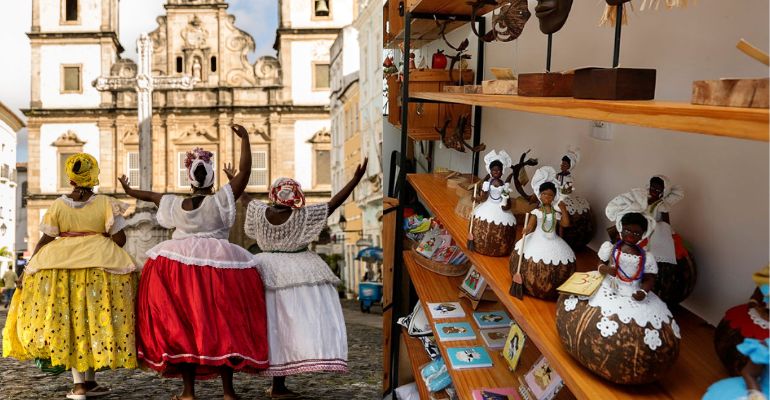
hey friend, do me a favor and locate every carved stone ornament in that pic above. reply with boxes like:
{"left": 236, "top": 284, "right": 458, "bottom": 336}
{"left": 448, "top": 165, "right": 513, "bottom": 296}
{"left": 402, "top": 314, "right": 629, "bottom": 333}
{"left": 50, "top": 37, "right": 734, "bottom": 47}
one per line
{"left": 110, "top": 59, "right": 138, "bottom": 78}
{"left": 51, "top": 130, "right": 86, "bottom": 147}
{"left": 174, "top": 123, "right": 218, "bottom": 143}
{"left": 247, "top": 124, "right": 270, "bottom": 141}
{"left": 122, "top": 129, "right": 139, "bottom": 145}
{"left": 224, "top": 15, "right": 258, "bottom": 86}
{"left": 307, "top": 128, "right": 331, "bottom": 144}
{"left": 123, "top": 203, "right": 172, "bottom": 267}
{"left": 255, "top": 56, "right": 282, "bottom": 87}
{"left": 181, "top": 16, "right": 209, "bottom": 49}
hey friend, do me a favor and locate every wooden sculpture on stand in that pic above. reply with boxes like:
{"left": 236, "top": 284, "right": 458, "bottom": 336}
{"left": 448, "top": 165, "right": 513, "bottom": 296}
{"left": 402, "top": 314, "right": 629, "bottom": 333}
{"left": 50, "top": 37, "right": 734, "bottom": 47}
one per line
{"left": 518, "top": 0, "right": 575, "bottom": 97}
{"left": 714, "top": 266, "right": 770, "bottom": 376}
{"left": 509, "top": 166, "right": 576, "bottom": 299}
{"left": 556, "top": 191, "right": 680, "bottom": 384}
{"left": 510, "top": 150, "right": 540, "bottom": 222}
{"left": 470, "top": 0, "right": 531, "bottom": 42}
{"left": 555, "top": 147, "right": 595, "bottom": 250}
{"left": 434, "top": 115, "right": 487, "bottom": 153}
{"left": 470, "top": 150, "right": 517, "bottom": 257}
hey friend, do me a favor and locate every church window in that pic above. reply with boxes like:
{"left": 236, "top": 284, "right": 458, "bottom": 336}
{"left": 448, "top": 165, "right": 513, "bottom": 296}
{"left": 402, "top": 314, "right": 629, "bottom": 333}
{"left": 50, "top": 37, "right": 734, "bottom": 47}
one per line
{"left": 63, "top": 0, "right": 78, "bottom": 23}
{"left": 312, "top": 63, "right": 330, "bottom": 90}
{"left": 61, "top": 65, "right": 82, "bottom": 93}
{"left": 211, "top": 56, "right": 217, "bottom": 72}
{"left": 126, "top": 152, "right": 140, "bottom": 189}
{"left": 248, "top": 149, "right": 269, "bottom": 188}
{"left": 314, "top": 0, "right": 330, "bottom": 18}
{"left": 176, "top": 57, "right": 184, "bottom": 73}
{"left": 315, "top": 149, "right": 331, "bottom": 186}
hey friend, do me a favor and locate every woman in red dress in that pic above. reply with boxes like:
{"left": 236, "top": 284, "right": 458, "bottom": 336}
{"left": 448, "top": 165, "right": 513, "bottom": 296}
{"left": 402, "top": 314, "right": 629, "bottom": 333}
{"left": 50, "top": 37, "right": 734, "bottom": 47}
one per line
{"left": 119, "top": 124, "right": 267, "bottom": 400}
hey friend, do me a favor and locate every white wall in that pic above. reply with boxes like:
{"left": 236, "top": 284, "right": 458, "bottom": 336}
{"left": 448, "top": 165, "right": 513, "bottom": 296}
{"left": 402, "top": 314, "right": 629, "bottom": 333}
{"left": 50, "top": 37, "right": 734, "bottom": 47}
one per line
{"left": 0, "top": 120, "right": 17, "bottom": 256}
{"left": 406, "top": 1, "right": 769, "bottom": 325}
{"left": 288, "top": 0, "right": 354, "bottom": 29}
{"left": 40, "top": 0, "right": 103, "bottom": 32}
{"left": 293, "top": 119, "right": 330, "bottom": 189}
{"left": 39, "top": 123, "right": 100, "bottom": 193}
{"left": 291, "top": 40, "right": 334, "bottom": 105}
{"left": 15, "top": 169, "right": 27, "bottom": 253}
{"left": 40, "top": 44, "right": 105, "bottom": 108}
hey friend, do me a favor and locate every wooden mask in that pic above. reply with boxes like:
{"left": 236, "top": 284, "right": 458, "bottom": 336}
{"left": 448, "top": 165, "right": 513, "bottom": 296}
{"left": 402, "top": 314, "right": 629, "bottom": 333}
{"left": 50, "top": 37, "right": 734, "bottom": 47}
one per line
{"left": 534, "top": 0, "right": 574, "bottom": 34}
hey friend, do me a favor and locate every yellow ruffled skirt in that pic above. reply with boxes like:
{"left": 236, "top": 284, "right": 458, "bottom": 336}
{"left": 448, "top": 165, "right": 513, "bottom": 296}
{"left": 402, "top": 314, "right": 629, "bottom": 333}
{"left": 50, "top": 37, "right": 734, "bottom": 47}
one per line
{"left": 2, "top": 268, "right": 139, "bottom": 372}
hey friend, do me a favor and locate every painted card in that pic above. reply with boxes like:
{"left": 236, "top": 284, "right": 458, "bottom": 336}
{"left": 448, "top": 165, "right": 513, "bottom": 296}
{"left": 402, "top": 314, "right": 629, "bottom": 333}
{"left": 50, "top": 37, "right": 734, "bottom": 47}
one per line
{"left": 435, "top": 322, "right": 476, "bottom": 342}
{"left": 480, "top": 327, "right": 510, "bottom": 350}
{"left": 523, "top": 356, "right": 564, "bottom": 400}
{"left": 556, "top": 271, "right": 603, "bottom": 297}
{"left": 472, "top": 387, "right": 521, "bottom": 400}
{"left": 460, "top": 265, "right": 487, "bottom": 299}
{"left": 473, "top": 310, "right": 512, "bottom": 329}
{"left": 502, "top": 322, "right": 525, "bottom": 372}
{"left": 446, "top": 346, "right": 493, "bottom": 369}
{"left": 427, "top": 302, "right": 466, "bottom": 319}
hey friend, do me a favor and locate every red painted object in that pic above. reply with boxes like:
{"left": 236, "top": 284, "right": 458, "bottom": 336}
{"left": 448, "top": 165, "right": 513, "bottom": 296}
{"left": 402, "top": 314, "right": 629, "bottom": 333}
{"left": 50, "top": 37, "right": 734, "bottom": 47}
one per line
{"left": 432, "top": 49, "right": 448, "bottom": 70}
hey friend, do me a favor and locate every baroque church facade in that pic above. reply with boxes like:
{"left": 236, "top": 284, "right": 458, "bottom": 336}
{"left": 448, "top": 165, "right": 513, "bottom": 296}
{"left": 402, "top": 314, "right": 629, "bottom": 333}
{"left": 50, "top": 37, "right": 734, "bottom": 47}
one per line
{"left": 24, "top": 0, "right": 353, "bottom": 249}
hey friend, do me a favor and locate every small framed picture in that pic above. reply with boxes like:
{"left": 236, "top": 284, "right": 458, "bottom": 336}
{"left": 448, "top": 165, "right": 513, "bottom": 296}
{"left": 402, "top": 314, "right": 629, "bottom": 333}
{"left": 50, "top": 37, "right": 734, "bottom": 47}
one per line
{"left": 502, "top": 322, "right": 525, "bottom": 372}
{"left": 460, "top": 265, "right": 486, "bottom": 300}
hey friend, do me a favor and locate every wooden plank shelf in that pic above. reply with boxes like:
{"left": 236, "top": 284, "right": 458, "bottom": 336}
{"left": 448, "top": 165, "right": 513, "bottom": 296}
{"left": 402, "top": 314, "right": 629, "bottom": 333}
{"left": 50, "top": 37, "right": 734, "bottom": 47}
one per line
{"left": 385, "top": 1, "right": 498, "bottom": 48}
{"left": 401, "top": 326, "right": 433, "bottom": 399}
{"left": 411, "top": 92, "right": 770, "bottom": 142}
{"left": 405, "top": 173, "right": 728, "bottom": 400}
{"left": 404, "top": 251, "right": 565, "bottom": 400}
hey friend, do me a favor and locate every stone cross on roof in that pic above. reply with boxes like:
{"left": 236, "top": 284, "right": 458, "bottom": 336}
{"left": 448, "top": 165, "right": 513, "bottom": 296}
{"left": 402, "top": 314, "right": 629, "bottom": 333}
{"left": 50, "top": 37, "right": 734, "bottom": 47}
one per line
{"left": 93, "top": 33, "right": 197, "bottom": 190}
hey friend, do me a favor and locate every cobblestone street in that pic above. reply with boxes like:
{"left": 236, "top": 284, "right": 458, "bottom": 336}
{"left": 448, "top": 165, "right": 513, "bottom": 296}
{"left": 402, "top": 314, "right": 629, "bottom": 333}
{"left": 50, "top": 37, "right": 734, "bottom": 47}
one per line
{"left": 0, "top": 299, "right": 383, "bottom": 400}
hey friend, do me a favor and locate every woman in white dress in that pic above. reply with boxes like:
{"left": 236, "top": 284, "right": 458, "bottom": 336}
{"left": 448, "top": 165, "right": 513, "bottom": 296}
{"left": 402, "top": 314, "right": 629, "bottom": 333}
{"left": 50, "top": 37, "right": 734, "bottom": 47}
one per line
{"left": 471, "top": 150, "right": 516, "bottom": 257}
{"left": 510, "top": 166, "right": 575, "bottom": 299}
{"left": 241, "top": 158, "right": 368, "bottom": 399}
{"left": 556, "top": 191, "right": 680, "bottom": 384}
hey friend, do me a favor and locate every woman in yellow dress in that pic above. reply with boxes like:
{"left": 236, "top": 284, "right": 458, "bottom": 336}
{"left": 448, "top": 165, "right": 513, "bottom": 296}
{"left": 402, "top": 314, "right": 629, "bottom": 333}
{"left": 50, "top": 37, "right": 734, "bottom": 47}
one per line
{"left": 2, "top": 153, "right": 139, "bottom": 400}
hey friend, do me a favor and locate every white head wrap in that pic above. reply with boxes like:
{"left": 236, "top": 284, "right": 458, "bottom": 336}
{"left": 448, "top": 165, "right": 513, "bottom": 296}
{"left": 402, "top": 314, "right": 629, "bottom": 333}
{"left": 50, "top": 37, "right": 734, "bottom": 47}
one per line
{"left": 562, "top": 147, "right": 580, "bottom": 171}
{"left": 185, "top": 147, "right": 215, "bottom": 188}
{"left": 483, "top": 150, "right": 513, "bottom": 175}
{"left": 531, "top": 166, "right": 561, "bottom": 205}
{"left": 605, "top": 189, "right": 657, "bottom": 241}
{"left": 647, "top": 175, "right": 685, "bottom": 213}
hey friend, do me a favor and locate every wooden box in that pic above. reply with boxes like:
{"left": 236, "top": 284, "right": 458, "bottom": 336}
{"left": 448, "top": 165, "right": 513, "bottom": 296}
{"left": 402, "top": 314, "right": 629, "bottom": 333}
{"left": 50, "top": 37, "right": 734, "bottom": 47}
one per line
{"left": 573, "top": 67, "right": 656, "bottom": 100}
{"left": 692, "top": 78, "right": 769, "bottom": 108}
{"left": 387, "top": 69, "right": 474, "bottom": 140}
{"left": 518, "top": 73, "right": 574, "bottom": 97}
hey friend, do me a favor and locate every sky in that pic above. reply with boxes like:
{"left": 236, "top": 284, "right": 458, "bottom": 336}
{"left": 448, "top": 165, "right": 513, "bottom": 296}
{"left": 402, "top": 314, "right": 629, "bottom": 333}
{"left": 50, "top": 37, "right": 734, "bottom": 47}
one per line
{"left": 0, "top": 0, "right": 279, "bottom": 162}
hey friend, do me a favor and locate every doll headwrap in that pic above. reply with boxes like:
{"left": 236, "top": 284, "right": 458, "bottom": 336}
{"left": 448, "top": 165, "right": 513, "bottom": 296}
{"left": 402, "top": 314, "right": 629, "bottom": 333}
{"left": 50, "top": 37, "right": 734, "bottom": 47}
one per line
{"left": 65, "top": 153, "right": 100, "bottom": 188}
{"left": 531, "top": 166, "right": 561, "bottom": 205}
{"left": 647, "top": 174, "right": 684, "bottom": 213}
{"left": 605, "top": 189, "right": 657, "bottom": 241}
{"left": 269, "top": 177, "right": 306, "bottom": 209}
{"left": 483, "top": 149, "right": 512, "bottom": 175}
{"left": 184, "top": 147, "right": 215, "bottom": 188}
{"left": 753, "top": 265, "right": 770, "bottom": 302}
{"left": 562, "top": 147, "right": 580, "bottom": 171}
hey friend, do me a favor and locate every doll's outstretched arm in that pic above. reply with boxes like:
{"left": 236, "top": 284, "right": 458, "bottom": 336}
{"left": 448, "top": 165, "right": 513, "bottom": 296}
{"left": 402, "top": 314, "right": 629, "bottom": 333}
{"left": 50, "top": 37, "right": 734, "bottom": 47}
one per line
{"left": 328, "top": 158, "right": 369, "bottom": 216}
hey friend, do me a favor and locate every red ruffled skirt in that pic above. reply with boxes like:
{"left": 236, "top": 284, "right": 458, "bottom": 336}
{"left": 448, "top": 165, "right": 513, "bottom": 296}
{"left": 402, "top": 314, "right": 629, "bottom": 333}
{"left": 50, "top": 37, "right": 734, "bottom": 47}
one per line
{"left": 136, "top": 255, "right": 269, "bottom": 378}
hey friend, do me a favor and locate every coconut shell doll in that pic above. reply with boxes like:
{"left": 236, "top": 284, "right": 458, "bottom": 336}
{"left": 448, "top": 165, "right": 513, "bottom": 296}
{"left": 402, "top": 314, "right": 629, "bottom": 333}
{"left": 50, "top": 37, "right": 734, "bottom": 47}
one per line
{"left": 509, "top": 166, "right": 575, "bottom": 300}
{"left": 470, "top": 150, "right": 516, "bottom": 257}
{"left": 557, "top": 190, "right": 680, "bottom": 384}
{"left": 554, "top": 147, "right": 594, "bottom": 250}
{"left": 703, "top": 338, "right": 769, "bottom": 400}
{"left": 714, "top": 266, "right": 770, "bottom": 376}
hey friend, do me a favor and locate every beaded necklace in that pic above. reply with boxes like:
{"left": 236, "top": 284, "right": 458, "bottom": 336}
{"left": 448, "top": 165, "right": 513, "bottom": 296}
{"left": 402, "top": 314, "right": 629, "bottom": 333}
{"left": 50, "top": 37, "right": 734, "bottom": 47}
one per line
{"left": 612, "top": 240, "right": 645, "bottom": 282}
{"left": 540, "top": 206, "right": 556, "bottom": 233}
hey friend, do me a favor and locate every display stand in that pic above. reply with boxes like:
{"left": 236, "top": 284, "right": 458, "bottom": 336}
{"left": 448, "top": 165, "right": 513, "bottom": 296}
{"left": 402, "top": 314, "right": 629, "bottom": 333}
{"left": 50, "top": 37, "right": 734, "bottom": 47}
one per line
{"left": 459, "top": 287, "right": 498, "bottom": 310}
{"left": 573, "top": 5, "right": 656, "bottom": 100}
{"left": 519, "top": 33, "right": 574, "bottom": 97}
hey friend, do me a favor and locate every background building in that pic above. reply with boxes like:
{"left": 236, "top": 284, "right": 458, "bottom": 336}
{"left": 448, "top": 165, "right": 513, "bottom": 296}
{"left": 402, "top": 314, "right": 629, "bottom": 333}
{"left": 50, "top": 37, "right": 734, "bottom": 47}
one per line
{"left": 25, "top": 0, "right": 352, "bottom": 250}
{"left": 15, "top": 163, "right": 28, "bottom": 258}
{"left": 0, "top": 102, "right": 24, "bottom": 268}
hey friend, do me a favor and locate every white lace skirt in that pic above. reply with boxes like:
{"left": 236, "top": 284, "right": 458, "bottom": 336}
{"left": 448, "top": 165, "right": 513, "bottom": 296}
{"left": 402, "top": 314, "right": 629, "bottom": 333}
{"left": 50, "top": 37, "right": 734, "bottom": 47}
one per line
{"left": 261, "top": 283, "right": 348, "bottom": 376}
{"left": 514, "top": 231, "right": 576, "bottom": 265}
{"left": 648, "top": 221, "right": 677, "bottom": 264}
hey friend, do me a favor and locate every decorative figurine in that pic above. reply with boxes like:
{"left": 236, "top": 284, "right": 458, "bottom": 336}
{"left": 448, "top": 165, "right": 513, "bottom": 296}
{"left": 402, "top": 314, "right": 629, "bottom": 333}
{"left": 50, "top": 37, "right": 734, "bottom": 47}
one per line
{"left": 714, "top": 266, "right": 770, "bottom": 376}
{"left": 703, "top": 338, "right": 769, "bottom": 400}
{"left": 470, "top": 0, "right": 531, "bottom": 42}
{"left": 510, "top": 150, "right": 540, "bottom": 220}
{"left": 434, "top": 115, "right": 486, "bottom": 154}
{"left": 470, "top": 150, "right": 517, "bottom": 257}
{"left": 557, "top": 191, "right": 680, "bottom": 384}
{"left": 408, "top": 52, "right": 417, "bottom": 70}
{"left": 432, "top": 49, "right": 448, "bottom": 70}
{"left": 554, "top": 147, "right": 594, "bottom": 250}
{"left": 509, "top": 166, "right": 576, "bottom": 300}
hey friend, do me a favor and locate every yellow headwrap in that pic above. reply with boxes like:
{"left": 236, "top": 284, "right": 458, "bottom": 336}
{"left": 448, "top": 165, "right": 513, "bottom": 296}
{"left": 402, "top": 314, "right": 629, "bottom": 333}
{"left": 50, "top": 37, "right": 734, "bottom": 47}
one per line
{"left": 65, "top": 153, "right": 100, "bottom": 188}
{"left": 752, "top": 265, "right": 770, "bottom": 287}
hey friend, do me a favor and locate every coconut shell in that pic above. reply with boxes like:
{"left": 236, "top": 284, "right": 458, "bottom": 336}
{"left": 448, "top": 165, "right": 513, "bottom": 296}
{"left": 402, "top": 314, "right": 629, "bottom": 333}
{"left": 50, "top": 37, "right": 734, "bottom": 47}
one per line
{"left": 556, "top": 293, "right": 681, "bottom": 384}
{"left": 653, "top": 256, "right": 697, "bottom": 306}
{"left": 713, "top": 316, "right": 749, "bottom": 376}
{"left": 509, "top": 254, "right": 575, "bottom": 300}
{"left": 471, "top": 218, "right": 516, "bottom": 257}
{"left": 560, "top": 208, "right": 595, "bottom": 250}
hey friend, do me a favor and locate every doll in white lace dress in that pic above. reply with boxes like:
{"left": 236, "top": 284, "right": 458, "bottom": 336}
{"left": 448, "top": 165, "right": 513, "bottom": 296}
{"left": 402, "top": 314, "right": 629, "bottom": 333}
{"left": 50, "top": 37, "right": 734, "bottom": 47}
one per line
{"left": 556, "top": 191, "right": 680, "bottom": 384}
{"left": 554, "top": 147, "right": 594, "bottom": 250}
{"left": 240, "top": 158, "right": 368, "bottom": 399}
{"left": 510, "top": 166, "right": 575, "bottom": 299}
{"left": 470, "top": 150, "right": 517, "bottom": 256}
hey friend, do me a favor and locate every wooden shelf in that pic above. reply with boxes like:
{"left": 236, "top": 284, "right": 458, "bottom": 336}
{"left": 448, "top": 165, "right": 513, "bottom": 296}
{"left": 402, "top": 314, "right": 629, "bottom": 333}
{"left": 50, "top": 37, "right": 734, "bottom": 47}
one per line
{"left": 405, "top": 173, "right": 728, "bottom": 400}
{"left": 412, "top": 92, "right": 770, "bottom": 142}
{"left": 385, "top": 1, "right": 498, "bottom": 48}
{"left": 404, "top": 251, "right": 539, "bottom": 400}
{"left": 401, "top": 326, "right": 433, "bottom": 399}
{"left": 408, "top": 0, "right": 496, "bottom": 16}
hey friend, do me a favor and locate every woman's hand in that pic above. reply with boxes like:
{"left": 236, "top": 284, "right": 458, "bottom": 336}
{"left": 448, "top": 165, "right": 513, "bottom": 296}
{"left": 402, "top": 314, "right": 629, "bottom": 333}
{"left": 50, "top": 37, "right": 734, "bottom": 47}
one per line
{"left": 118, "top": 174, "right": 132, "bottom": 193}
{"left": 598, "top": 263, "right": 616, "bottom": 276}
{"left": 223, "top": 163, "right": 237, "bottom": 180}
{"left": 232, "top": 124, "right": 248, "bottom": 138}
{"left": 558, "top": 201, "right": 568, "bottom": 212}
{"left": 354, "top": 158, "right": 369, "bottom": 180}
{"left": 632, "top": 290, "right": 648, "bottom": 301}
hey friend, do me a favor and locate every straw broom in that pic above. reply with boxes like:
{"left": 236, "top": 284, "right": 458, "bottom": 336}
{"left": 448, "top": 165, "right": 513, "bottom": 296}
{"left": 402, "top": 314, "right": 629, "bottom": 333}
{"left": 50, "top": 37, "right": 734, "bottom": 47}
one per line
{"left": 509, "top": 211, "right": 529, "bottom": 299}
{"left": 467, "top": 182, "right": 478, "bottom": 251}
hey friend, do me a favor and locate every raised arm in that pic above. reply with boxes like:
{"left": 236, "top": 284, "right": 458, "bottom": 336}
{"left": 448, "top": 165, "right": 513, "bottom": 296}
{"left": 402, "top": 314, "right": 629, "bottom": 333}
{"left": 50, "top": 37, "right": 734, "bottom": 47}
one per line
{"left": 228, "top": 124, "right": 252, "bottom": 200}
{"left": 118, "top": 175, "right": 163, "bottom": 206}
{"left": 328, "top": 158, "right": 368, "bottom": 216}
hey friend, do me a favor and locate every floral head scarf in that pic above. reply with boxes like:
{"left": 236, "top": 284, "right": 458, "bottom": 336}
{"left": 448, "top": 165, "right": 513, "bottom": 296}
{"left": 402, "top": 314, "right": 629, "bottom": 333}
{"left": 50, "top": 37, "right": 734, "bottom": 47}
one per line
{"left": 269, "top": 177, "right": 306, "bottom": 209}
{"left": 184, "top": 147, "right": 215, "bottom": 188}
{"left": 65, "top": 153, "right": 100, "bottom": 188}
